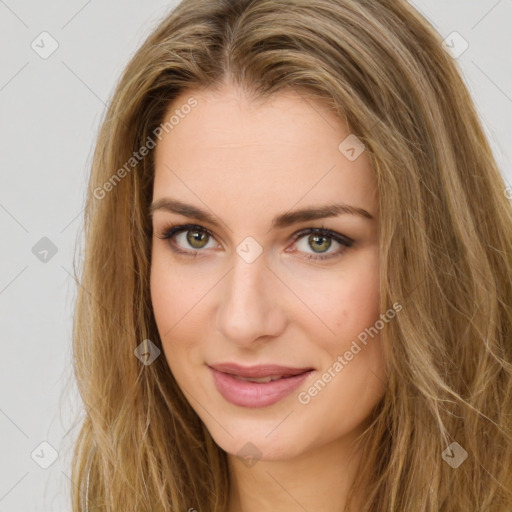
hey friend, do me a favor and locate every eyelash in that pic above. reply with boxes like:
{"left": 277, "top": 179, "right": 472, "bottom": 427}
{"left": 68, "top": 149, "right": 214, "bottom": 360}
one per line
{"left": 155, "top": 223, "right": 354, "bottom": 261}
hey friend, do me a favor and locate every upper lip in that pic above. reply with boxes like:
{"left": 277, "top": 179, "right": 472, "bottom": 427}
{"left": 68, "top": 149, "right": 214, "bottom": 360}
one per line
{"left": 208, "top": 362, "right": 314, "bottom": 378}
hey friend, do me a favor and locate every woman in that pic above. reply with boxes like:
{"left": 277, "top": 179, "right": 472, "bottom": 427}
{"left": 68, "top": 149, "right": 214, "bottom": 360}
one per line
{"left": 70, "top": 0, "right": 512, "bottom": 510}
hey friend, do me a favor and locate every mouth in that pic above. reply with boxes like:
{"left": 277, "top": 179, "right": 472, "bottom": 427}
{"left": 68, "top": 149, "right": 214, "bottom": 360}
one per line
{"left": 231, "top": 374, "right": 293, "bottom": 383}
{"left": 208, "top": 362, "right": 314, "bottom": 378}
{"left": 207, "top": 362, "right": 315, "bottom": 408}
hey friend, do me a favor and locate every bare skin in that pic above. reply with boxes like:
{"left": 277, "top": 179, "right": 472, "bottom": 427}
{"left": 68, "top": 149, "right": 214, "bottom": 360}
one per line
{"left": 150, "top": 81, "right": 386, "bottom": 512}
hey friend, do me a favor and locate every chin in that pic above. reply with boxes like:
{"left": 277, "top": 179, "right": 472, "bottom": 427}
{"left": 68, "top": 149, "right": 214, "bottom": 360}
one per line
{"left": 202, "top": 412, "right": 310, "bottom": 462}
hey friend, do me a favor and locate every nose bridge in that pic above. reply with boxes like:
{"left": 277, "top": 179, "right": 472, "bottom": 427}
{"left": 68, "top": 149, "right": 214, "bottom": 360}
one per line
{"left": 225, "top": 253, "right": 270, "bottom": 318}
{"left": 230, "top": 256, "right": 263, "bottom": 301}
{"left": 216, "top": 250, "right": 284, "bottom": 344}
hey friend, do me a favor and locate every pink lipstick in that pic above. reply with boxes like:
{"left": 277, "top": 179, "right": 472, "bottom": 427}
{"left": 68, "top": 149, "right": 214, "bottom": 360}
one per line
{"left": 208, "top": 362, "right": 314, "bottom": 408}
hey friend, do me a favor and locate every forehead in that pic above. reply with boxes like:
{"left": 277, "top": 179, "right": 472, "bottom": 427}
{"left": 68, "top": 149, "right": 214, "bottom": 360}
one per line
{"left": 152, "top": 85, "right": 377, "bottom": 221}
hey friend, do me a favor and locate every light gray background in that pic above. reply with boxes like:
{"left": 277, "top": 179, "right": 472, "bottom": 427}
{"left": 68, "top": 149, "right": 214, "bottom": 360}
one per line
{"left": 1, "top": 1, "right": 511, "bottom": 510}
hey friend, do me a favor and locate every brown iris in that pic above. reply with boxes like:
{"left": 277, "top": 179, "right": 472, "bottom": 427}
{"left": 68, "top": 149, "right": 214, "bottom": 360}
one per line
{"left": 187, "top": 228, "right": 209, "bottom": 249}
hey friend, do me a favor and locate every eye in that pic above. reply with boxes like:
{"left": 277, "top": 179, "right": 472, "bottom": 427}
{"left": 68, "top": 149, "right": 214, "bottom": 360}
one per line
{"left": 155, "top": 223, "right": 219, "bottom": 257}
{"left": 289, "top": 227, "right": 354, "bottom": 261}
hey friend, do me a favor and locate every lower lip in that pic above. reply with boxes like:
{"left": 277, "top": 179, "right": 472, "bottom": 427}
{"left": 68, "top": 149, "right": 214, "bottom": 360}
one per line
{"left": 209, "top": 367, "right": 314, "bottom": 408}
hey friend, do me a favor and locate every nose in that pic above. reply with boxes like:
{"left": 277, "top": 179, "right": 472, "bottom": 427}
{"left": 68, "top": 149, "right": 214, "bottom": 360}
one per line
{"left": 215, "top": 252, "right": 287, "bottom": 346}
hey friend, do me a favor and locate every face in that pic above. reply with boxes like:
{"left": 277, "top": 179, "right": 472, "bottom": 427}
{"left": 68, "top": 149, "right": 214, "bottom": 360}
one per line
{"left": 150, "top": 83, "right": 386, "bottom": 462}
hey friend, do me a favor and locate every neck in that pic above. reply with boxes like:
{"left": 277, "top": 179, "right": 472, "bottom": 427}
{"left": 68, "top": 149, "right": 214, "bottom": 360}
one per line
{"left": 226, "top": 432, "right": 368, "bottom": 512}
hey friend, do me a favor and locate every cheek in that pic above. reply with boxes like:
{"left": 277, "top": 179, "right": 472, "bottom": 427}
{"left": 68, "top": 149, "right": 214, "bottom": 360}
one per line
{"left": 150, "top": 255, "right": 197, "bottom": 384}
{"left": 149, "top": 249, "right": 212, "bottom": 339}
{"left": 297, "top": 255, "right": 385, "bottom": 438}
{"left": 150, "top": 255, "right": 176, "bottom": 334}
{"left": 150, "top": 251, "right": 194, "bottom": 367}
{"left": 150, "top": 248, "right": 220, "bottom": 378}
{"left": 294, "top": 250, "right": 380, "bottom": 347}
{"left": 335, "top": 267, "right": 380, "bottom": 340}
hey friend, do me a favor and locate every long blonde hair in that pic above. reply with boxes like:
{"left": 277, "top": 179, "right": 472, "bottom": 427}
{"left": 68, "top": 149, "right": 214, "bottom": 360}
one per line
{"left": 70, "top": 0, "right": 512, "bottom": 510}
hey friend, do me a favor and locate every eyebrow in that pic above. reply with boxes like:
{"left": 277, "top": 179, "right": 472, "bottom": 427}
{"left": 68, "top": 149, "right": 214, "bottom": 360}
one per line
{"left": 149, "top": 198, "right": 374, "bottom": 230}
